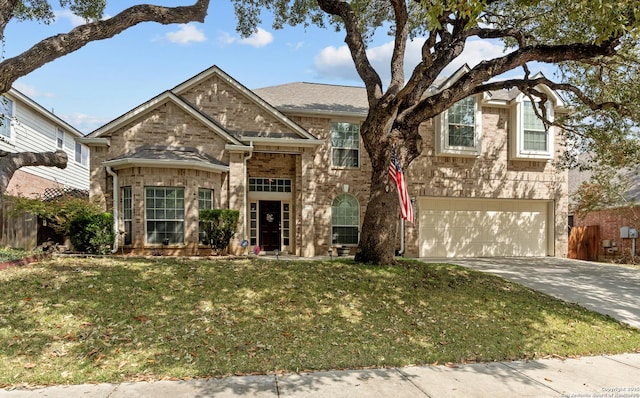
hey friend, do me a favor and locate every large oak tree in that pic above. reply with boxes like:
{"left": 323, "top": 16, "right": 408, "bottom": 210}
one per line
{"left": 0, "top": 0, "right": 210, "bottom": 198}
{"left": 231, "top": 0, "right": 640, "bottom": 264}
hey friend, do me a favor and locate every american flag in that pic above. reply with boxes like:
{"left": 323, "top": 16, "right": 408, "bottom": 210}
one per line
{"left": 389, "top": 150, "right": 414, "bottom": 223}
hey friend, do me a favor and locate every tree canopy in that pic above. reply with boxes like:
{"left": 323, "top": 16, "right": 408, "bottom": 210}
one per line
{"left": 230, "top": 0, "right": 640, "bottom": 263}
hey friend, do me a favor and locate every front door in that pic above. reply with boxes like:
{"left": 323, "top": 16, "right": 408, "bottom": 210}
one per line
{"left": 259, "top": 201, "right": 281, "bottom": 252}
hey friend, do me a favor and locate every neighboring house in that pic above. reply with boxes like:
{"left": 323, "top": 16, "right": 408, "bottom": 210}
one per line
{"left": 569, "top": 166, "right": 640, "bottom": 259}
{"left": 82, "top": 65, "right": 569, "bottom": 258}
{"left": 1, "top": 88, "right": 90, "bottom": 249}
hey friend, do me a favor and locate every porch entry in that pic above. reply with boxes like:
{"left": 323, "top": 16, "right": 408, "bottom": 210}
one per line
{"left": 259, "top": 200, "right": 281, "bottom": 252}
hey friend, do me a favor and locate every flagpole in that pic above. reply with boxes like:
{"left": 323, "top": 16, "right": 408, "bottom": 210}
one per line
{"left": 398, "top": 217, "right": 405, "bottom": 256}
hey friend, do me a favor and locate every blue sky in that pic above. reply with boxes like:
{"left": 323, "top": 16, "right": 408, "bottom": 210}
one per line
{"left": 4, "top": 1, "right": 556, "bottom": 134}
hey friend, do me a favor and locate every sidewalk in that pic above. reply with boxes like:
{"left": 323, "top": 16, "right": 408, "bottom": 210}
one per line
{"left": 1, "top": 353, "right": 639, "bottom": 397}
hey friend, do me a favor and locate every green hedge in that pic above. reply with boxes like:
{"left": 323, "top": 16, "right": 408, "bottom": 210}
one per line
{"left": 68, "top": 213, "right": 115, "bottom": 255}
{"left": 199, "top": 209, "right": 239, "bottom": 254}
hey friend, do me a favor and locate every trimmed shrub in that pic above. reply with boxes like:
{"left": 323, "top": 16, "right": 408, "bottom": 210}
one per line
{"left": 68, "top": 213, "right": 115, "bottom": 254}
{"left": 200, "top": 209, "right": 240, "bottom": 254}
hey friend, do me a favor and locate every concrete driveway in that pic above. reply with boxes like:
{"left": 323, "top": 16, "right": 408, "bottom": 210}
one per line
{"left": 424, "top": 257, "right": 640, "bottom": 329}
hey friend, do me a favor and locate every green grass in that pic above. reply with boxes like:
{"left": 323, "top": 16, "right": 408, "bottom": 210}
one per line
{"left": 1, "top": 256, "right": 639, "bottom": 388}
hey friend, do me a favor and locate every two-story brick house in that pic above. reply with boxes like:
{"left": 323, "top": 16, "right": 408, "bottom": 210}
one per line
{"left": 83, "top": 65, "right": 568, "bottom": 258}
{"left": 1, "top": 88, "right": 90, "bottom": 249}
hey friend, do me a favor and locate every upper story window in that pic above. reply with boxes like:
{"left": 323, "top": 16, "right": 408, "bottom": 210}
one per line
{"left": 331, "top": 193, "right": 360, "bottom": 245}
{"left": 331, "top": 122, "right": 360, "bottom": 168}
{"left": 0, "top": 98, "right": 14, "bottom": 140}
{"left": 56, "top": 129, "right": 64, "bottom": 149}
{"left": 511, "top": 99, "right": 554, "bottom": 160}
{"left": 436, "top": 96, "right": 481, "bottom": 156}
{"left": 75, "top": 141, "right": 89, "bottom": 166}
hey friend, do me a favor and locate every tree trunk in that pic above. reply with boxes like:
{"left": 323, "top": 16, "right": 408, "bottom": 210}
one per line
{"left": 354, "top": 162, "right": 400, "bottom": 264}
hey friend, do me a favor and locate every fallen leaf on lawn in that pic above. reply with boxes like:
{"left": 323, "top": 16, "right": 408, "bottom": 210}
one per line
{"left": 133, "top": 315, "right": 148, "bottom": 323}
{"left": 445, "top": 362, "right": 458, "bottom": 368}
{"left": 21, "top": 298, "right": 32, "bottom": 302}
{"left": 23, "top": 363, "right": 36, "bottom": 369}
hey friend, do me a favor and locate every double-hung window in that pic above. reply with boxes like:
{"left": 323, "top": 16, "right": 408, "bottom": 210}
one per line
{"left": 0, "top": 98, "right": 13, "bottom": 140}
{"left": 511, "top": 100, "right": 554, "bottom": 160}
{"left": 75, "top": 141, "right": 89, "bottom": 166}
{"left": 198, "top": 188, "right": 214, "bottom": 244}
{"left": 331, "top": 194, "right": 360, "bottom": 245}
{"left": 145, "top": 187, "right": 185, "bottom": 244}
{"left": 56, "top": 129, "right": 64, "bottom": 149}
{"left": 331, "top": 122, "right": 360, "bottom": 168}
{"left": 437, "top": 96, "right": 481, "bottom": 156}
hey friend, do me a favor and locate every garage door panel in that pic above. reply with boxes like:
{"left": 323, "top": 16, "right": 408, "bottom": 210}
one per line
{"left": 419, "top": 198, "right": 550, "bottom": 258}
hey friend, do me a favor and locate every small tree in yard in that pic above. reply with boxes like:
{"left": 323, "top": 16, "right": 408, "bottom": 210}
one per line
{"left": 200, "top": 209, "right": 240, "bottom": 255}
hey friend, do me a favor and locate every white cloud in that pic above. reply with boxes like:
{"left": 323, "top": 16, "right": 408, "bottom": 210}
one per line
{"left": 287, "top": 41, "right": 305, "bottom": 51}
{"left": 216, "top": 31, "right": 236, "bottom": 47}
{"left": 54, "top": 9, "right": 110, "bottom": 27}
{"left": 238, "top": 27, "right": 273, "bottom": 48}
{"left": 54, "top": 9, "right": 88, "bottom": 27}
{"left": 313, "top": 38, "right": 510, "bottom": 84}
{"left": 165, "top": 24, "right": 206, "bottom": 45}
{"left": 216, "top": 27, "right": 274, "bottom": 48}
{"left": 12, "top": 82, "right": 55, "bottom": 98}
{"left": 61, "top": 112, "right": 110, "bottom": 134}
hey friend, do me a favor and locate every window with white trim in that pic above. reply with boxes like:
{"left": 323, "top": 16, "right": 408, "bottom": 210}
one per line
{"left": 0, "top": 98, "right": 13, "bottom": 140}
{"left": 511, "top": 100, "right": 554, "bottom": 160}
{"left": 75, "top": 141, "right": 89, "bottom": 166}
{"left": 56, "top": 129, "right": 64, "bottom": 149}
{"left": 331, "top": 193, "right": 360, "bottom": 245}
{"left": 198, "top": 188, "right": 214, "bottom": 244}
{"left": 122, "top": 187, "right": 133, "bottom": 245}
{"left": 145, "top": 187, "right": 184, "bottom": 244}
{"left": 331, "top": 122, "right": 360, "bottom": 168}
{"left": 436, "top": 96, "right": 481, "bottom": 156}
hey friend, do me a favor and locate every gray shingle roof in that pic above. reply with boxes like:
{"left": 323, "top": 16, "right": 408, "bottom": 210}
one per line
{"left": 111, "top": 146, "right": 227, "bottom": 166}
{"left": 253, "top": 82, "right": 369, "bottom": 116}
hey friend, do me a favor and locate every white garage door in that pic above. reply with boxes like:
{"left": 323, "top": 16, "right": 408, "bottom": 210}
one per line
{"left": 419, "top": 198, "right": 551, "bottom": 258}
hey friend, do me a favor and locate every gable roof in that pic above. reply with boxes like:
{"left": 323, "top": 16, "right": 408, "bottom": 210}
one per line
{"left": 86, "top": 91, "right": 244, "bottom": 146}
{"left": 253, "top": 82, "right": 369, "bottom": 117}
{"left": 172, "top": 65, "right": 319, "bottom": 141}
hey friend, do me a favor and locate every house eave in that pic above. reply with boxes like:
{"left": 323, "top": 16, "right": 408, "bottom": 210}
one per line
{"left": 79, "top": 137, "right": 111, "bottom": 147}
{"left": 240, "top": 137, "right": 324, "bottom": 147}
{"left": 102, "top": 158, "right": 229, "bottom": 173}
{"left": 276, "top": 107, "right": 368, "bottom": 119}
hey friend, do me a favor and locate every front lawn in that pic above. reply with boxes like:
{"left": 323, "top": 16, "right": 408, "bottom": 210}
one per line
{"left": 1, "top": 256, "right": 639, "bottom": 388}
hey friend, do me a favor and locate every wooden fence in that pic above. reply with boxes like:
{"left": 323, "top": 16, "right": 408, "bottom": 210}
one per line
{"left": 568, "top": 225, "right": 600, "bottom": 261}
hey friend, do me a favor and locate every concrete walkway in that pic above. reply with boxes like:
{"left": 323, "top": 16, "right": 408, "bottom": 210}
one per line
{"left": 442, "top": 257, "right": 640, "bottom": 329}
{"left": 1, "top": 353, "right": 639, "bottom": 397}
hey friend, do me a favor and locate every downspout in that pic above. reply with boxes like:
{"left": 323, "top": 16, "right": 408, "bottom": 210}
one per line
{"left": 398, "top": 218, "right": 405, "bottom": 256}
{"left": 243, "top": 141, "right": 254, "bottom": 242}
{"left": 105, "top": 166, "right": 119, "bottom": 254}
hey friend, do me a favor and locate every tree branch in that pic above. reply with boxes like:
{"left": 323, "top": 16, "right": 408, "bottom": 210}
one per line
{"left": 0, "top": 150, "right": 67, "bottom": 197}
{"left": 316, "top": 0, "right": 383, "bottom": 105}
{"left": 404, "top": 39, "right": 620, "bottom": 127}
{"left": 388, "top": 0, "right": 408, "bottom": 94}
{"left": 0, "top": 0, "right": 210, "bottom": 94}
